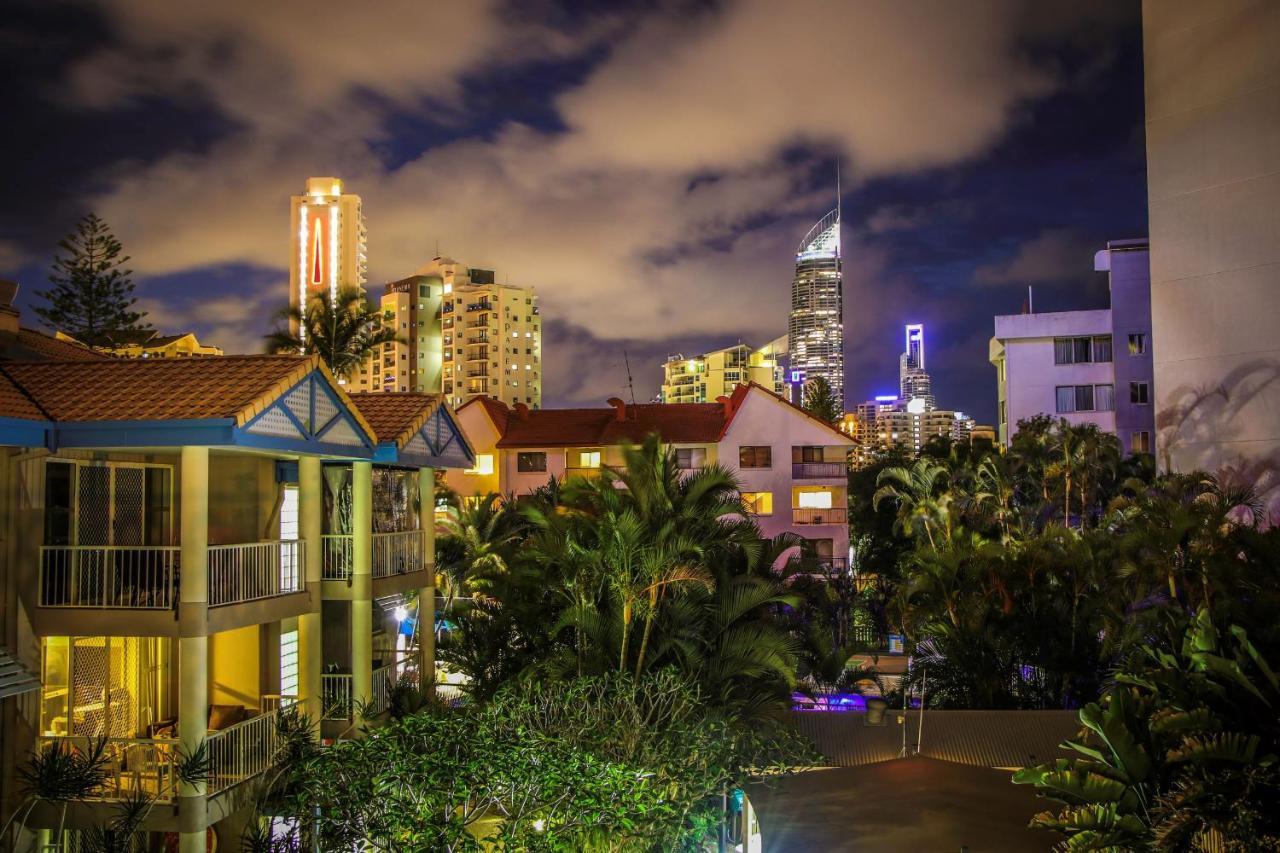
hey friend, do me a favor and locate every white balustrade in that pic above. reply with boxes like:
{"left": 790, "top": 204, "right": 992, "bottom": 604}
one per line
{"left": 206, "top": 709, "right": 281, "bottom": 794}
{"left": 38, "top": 546, "right": 179, "bottom": 609}
{"left": 371, "top": 654, "right": 419, "bottom": 713}
{"left": 322, "top": 534, "right": 353, "bottom": 580}
{"left": 35, "top": 736, "right": 180, "bottom": 802}
{"left": 208, "top": 540, "right": 303, "bottom": 606}
{"left": 372, "top": 530, "right": 427, "bottom": 578}
{"left": 321, "top": 673, "right": 353, "bottom": 720}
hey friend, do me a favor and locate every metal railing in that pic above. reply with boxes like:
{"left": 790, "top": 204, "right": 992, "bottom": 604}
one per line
{"left": 322, "top": 534, "right": 353, "bottom": 580}
{"left": 792, "top": 507, "right": 848, "bottom": 525}
{"left": 372, "top": 530, "right": 427, "bottom": 578}
{"left": 206, "top": 709, "right": 281, "bottom": 795}
{"left": 38, "top": 546, "right": 179, "bottom": 609}
{"left": 208, "top": 540, "right": 303, "bottom": 606}
{"left": 792, "top": 461, "right": 847, "bottom": 478}
{"left": 35, "top": 736, "right": 180, "bottom": 802}
{"left": 372, "top": 654, "right": 418, "bottom": 714}
{"left": 321, "top": 674, "right": 353, "bottom": 720}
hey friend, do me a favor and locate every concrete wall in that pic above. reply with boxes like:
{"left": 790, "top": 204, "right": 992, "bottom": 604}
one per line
{"left": 208, "top": 625, "right": 261, "bottom": 708}
{"left": 1107, "top": 246, "right": 1156, "bottom": 453}
{"left": 1144, "top": 1, "right": 1280, "bottom": 511}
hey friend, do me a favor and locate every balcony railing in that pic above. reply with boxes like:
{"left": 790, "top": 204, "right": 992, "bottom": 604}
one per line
{"left": 206, "top": 709, "right": 282, "bottom": 794}
{"left": 39, "top": 542, "right": 302, "bottom": 609}
{"left": 322, "top": 534, "right": 353, "bottom": 580}
{"left": 208, "top": 540, "right": 303, "bottom": 606}
{"left": 322, "top": 673, "right": 353, "bottom": 720}
{"left": 792, "top": 461, "right": 846, "bottom": 478}
{"left": 372, "top": 530, "right": 427, "bottom": 578}
{"left": 372, "top": 654, "right": 419, "bottom": 714}
{"left": 39, "top": 546, "right": 179, "bottom": 609}
{"left": 36, "top": 736, "right": 180, "bottom": 802}
{"left": 792, "top": 507, "right": 848, "bottom": 525}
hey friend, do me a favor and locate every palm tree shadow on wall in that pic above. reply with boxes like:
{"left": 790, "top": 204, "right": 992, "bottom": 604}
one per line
{"left": 1158, "top": 359, "right": 1280, "bottom": 519}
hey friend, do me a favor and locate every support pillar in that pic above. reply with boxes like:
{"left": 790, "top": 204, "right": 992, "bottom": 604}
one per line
{"left": 351, "top": 462, "right": 373, "bottom": 717}
{"left": 298, "top": 456, "right": 323, "bottom": 728}
{"left": 417, "top": 466, "right": 436, "bottom": 696}
{"left": 178, "top": 446, "right": 209, "bottom": 853}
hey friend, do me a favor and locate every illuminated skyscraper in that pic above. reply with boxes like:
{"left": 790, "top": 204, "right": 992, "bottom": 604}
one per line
{"left": 898, "top": 323, "right": 935, "bottom": 410}
{"left": 788, "top": 209, "right": 843, "bottom": 402}
{"left": 289, "top": 177, "right": 368, "bottom": 339}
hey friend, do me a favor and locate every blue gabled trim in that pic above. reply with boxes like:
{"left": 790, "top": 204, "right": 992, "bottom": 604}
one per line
{"left": 52, "top": 419, "right": 235, "bottom": 450}
{"left": 0, "top": 416, "right": 50, "bottom": 450}
{"left": 231, "top": 428, "right": 373, "bottom": 458}
{"left": 237, "top": 368, "right": 374, "bottom": 452}
{"left": 313, "top": 377, "right": 348, "bottom": 435}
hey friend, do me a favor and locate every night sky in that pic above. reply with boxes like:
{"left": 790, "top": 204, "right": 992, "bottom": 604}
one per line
{"left": 1, "top": 1, "right": 1148, "bottom": 422}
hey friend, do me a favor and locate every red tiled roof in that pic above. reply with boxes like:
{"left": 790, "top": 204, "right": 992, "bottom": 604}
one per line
{"left": 9, "top": 328, "right": 111, "bottom": 362}
{"left": 0, "top": 370, "right": 49, "bottom": 421}
{"left": 0, "top": 355, "right": 323, "bottom": 424}
{"left": 348, "top": 392, "right": 444, "bottom": 447}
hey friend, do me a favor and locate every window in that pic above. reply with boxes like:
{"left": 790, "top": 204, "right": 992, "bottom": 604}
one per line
{"left": 999, "top": 399, "right": 1008, "bottom": 426}
{"left": 739, "top": 446, "right": 772, "bottom": 468}
{"left": 467, "top": 454, "right": 495, "bottom": 476}
{"left": 517, "top": 452, "right": 546, "bottom": 473}
{"left": 742, "top": 492, "right": 773, "bottom": 515}
{"left": 1056, "top": 384, "right": 1096, "bottom": 413}
{"left": 1054, "top": 335, "right": 1112, "bottom": 364}
{"left": 793, "top": 446, "right": 823, "bottom": 463}
{"left": 797, "top": 491, "right": 834, "bottom": 509}
{"left": 577, "top": 450, "right": 601, "bottom": 469}
{"left": 1130, "top": 381, "right": 1150, "bottom": 405}
{"left": 1128, "top": 333, "right": 1147, "bottom": 355}
{"left": 280, "top": 629, "right": 299, "bottom": 700}
{"left": 675, "top": 447, "right": 706, "bottom": 469}
{"left": 1131, "top": 431, "right": 1152, "bottom": 453}
{"left": 1095, "top": 384, "right": 1115, "bottom": 412}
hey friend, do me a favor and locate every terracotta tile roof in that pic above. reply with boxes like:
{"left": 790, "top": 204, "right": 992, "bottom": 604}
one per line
{"left": 347, "top": 392, "right": 444, "bottom": 447}
{"left": 0, "top": 355, "right": 325, "bottom": 424}
{"left": 1, "top": 329, "right": 111, "bottom": 362}
{"left": 0, "top": 370, "right": 49, "bottom": 421}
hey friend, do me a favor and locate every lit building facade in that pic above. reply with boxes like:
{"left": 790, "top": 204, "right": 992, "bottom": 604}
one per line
{"left": 288, "top": 177, "right": 368, "bottom": 339}
{"left": 1143, "top": 1, "right": 1280, "bottom": 512}
{"left": 56, "top": 329, "right": 223, "bottom": 358}
{"left": 898, "top": 323, "right": 935, "bottom": 411}
{"left": 989, "top": 240, "right": 1154, "bottom": 454}
{"left": 844, "top": 395, "right": 977, "bottom": 463}
{"left": 660, "top": 336, "right": 787, "bottom": 403}
{"left": 448, "top": 383, "right": 854, "bottom": 568}
{"left": 355, "top": 275, "right": 444, "bottom": 394}
{"left": 788, "top": 210, "right": 844, "bottom": 402}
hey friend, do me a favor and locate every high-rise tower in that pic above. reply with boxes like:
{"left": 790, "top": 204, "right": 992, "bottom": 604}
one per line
{"left": 899, "top": 323, "right": 935, "bottom": 410}
{"left": 788, "top": 208, "right": 844, "bottom": 402}
{"left": 289, "top": 177, "right": 368, "bottom": 339}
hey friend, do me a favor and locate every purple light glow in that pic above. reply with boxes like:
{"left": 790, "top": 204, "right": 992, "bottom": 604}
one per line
{"left": 791, "top": 692, "right": 868, "bottom": 712}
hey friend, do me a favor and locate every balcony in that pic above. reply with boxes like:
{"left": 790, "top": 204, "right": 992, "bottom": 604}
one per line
{"left": 321, "top": 653, "right": 417, "bottom": 720}
{"left": 38, "top": 541, "right": 303, "bottom": 609}
{"left": 321, "top": 531, "right": 427, "bottom": 581}
{"left": 792, "top": 507, "right": 847, "bottom": 525}
{"left": 34, "top": 703, "right": 290, "bottom": 803}
{"left": 792, "top": 461, "right": 846, "bottom": 478}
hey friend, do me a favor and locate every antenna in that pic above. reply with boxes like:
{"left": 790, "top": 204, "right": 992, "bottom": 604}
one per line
{"left": 623, "top": 350, "right": 637, "bottom": 407}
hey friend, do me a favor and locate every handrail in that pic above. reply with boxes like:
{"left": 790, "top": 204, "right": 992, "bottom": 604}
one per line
{"left": 208, "top": 540, "right": 303, "bottom": 606}
{"left": 372, "top": 530, "right": 426, "bottom": 578}
{"left": 206, "top": 709, "right": 280, "bottom": 794}
{"left": 39, "top": 545, "right": 179, "bottom": 609}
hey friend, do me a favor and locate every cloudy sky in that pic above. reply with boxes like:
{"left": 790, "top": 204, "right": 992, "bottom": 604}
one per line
{"left": 2, "top": 0, "right": 1147, "bottom": 419}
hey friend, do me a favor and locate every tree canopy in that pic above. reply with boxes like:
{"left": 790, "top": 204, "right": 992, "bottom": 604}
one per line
{"left": 35, "top": 214, "right": 149, "bottom": 346}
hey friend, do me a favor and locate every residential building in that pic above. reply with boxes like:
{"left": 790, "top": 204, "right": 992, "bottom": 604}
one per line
{"left": 447, "top": 383, "right": 854, "bottom": 567}
{"left": 898, "top": 324, "right": 935, "bottom": 411}
{"left": 56, "top": 329, "right": 224, "bottom": 358}
{"left": 289, "top": 177, "right": 368, "bottom": 339}
{"left": 788, "top": 209, "right": 844, "bottom": 402}
{"left": 353, "top": 273, "right": 444, "bottom": 394}
{"left": 660, "top": 336, "right": 787, "bottom": 403}
{"left": 0, "top": 351, "right": 472, "bottom": 851}
{"left": 989, "top": 240, "right": 1154, "bottom": 454}
{"left": 1142, "top": 2, "right": 1280, "bottom": 512}
{"left": 408, "top": 257, "right": 542, "bottom": 411}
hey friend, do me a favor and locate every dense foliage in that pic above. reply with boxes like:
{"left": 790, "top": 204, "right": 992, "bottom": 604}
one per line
{"left": 265, "top": 286, "right": 401, "bottom": 378}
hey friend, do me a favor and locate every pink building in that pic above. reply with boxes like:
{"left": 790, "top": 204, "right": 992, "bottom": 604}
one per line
{"left": 447, "top": 383, "right": 854, "bottom": 567}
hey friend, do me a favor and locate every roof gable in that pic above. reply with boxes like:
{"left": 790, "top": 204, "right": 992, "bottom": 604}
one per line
{"left": 350, "top": 392, "right": 475, "bottom": 469}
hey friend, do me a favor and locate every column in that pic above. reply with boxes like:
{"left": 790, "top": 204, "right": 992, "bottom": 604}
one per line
{"left": 351, "top": 461, "right": 373, "bottom": 716}
{"left": 177, "top": 446, "right": 209, "bottom": 853}
{"left": 298, "top": 456, "right": 323, "bottom": 728}
{"left": 417, "top": 466, "right": 436, "bottom": 696}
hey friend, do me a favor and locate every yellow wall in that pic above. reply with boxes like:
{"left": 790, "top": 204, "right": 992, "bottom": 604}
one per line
{"left": 208, "top": 625, "right": 261, "bottom": 708}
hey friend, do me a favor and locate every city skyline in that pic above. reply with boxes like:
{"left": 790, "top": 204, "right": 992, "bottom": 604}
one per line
{"left": 2, "top": 2, "right": 1148, "bottom": 422}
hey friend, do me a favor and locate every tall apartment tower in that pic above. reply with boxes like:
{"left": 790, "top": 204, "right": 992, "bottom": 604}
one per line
{"left": 424, "top": 257, "right": 542, "bottom": 410}
{"left": 354, "top": 274, "right": 444, "bottom": 394}
{"left": 1143, "top": 2, "right": 1280, "bottom": 512}
{"left": 788, "top": 209, "right": 844, "bottom": 402}
{"left": 288, "top": 177, "right": 368, "bottom": 338}
{"left": 898, "top": 323, "right": 935, "bottom": 410}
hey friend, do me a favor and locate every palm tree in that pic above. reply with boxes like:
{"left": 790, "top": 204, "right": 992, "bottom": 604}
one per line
{"left": 436, "top": 493, "right": 521, "bottom": 608}
{"left": 873, "top": 458, "right": 954, "bottom": 549}
{"left": 265, "top": 287, "right": 401, "bottom": 379}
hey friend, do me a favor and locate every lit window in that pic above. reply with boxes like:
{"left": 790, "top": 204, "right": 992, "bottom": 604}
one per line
{"left": 1128, "top": 333, "right": 1147, "bottom": 355}
{"left": 742, "top": 492, "right": 773, "bottom": 515}
{"left": 797, "top": 491, "right": 833, "bottom": 509}
{"left": 1131, "top": 431, "right": 1152, "bottom": 454}
{"left": 578, "top": 450, "right": 601, "bottom": 469}
{"left": 467, "top": 454, "right": 495, "bottom": 475}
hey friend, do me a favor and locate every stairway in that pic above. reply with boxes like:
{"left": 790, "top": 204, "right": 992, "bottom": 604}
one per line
{"left": 0, "top": 646, "right": 39, "bottom": 699}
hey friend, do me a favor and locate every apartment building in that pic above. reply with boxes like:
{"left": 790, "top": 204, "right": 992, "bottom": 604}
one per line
{"left": 447, "top": 383, "right": 854, "bottom": 567}
{"left": 660, "top": 336, "right": 787, "bottom": 403}
{"left": 354, "top": 273, "right": 445, "bottom": 395}
{"left": 56, "top": 329, "right": 224, "bottom": 359}
{"left": 990, "top": 240, "right": 1154, "bottom": 454}
{"left": 0, "top": 354, "right": 472, "bottom": 852}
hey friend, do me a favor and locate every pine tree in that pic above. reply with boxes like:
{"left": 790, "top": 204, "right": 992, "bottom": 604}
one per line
{"left": 35, "top": 214, "right": 149, "bottom": 347}
{"left": 802, "top": 375, "right": 842, "bottom": 424}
